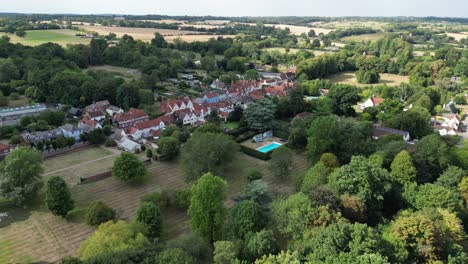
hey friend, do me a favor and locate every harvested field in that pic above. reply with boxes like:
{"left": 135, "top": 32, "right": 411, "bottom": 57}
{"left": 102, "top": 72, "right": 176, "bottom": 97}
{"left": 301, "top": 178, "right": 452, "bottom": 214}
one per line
{"left": 327, "top": 71, "right": 409, "bottom": 87}
{"left": 444, "top": 32, "right": 468, "bottom": 41}
{"left": 341, "top": 33, "right": 386, "bottom": 42}
{"left": 165, "top": 35, "right": 235, "bottom": 43}
{"left": 264, "top": 47, "right": 333, "bottom": 56}
{"left": 0, "top": 151, "right": 309, "bottom": 263}
{"left": 310, "top": 20, "right": 388, "bottom": 30}
{"left": 240, "top": 23, "right": 333, "bottom": 35}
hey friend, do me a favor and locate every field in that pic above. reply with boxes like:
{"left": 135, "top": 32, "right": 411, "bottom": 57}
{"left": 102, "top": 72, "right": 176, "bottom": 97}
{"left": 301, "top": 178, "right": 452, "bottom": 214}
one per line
{"left": 0, "top": 147, "right": 309, "bottom": 263}
{"left": 86, "top": 65, "right": 141, "bottom": 80}
{"left": 79, "top": 25, "right": 234, "bottom": 43}
{"left": 444, "top": 32, "right": 468, "bottom": 41}
{"left": 264, "top": 47, "right": 333, "bottom": 56}
{"left": 327, "top": 71, "right": 409, "bottom": 87}
{"left": 239, "top": 23, "right": 333, "bottom": 35}
{"left": 164, "top": 35, "right": 235, "bottom": 43}
{"left": 1, "top": 29, "right": 91, "bottom": 46}
{"left": 310, "top": 20, "right": 388, "bottom": 30}
{"left": 341, "top": 33, "right": 387, "bottom": 42}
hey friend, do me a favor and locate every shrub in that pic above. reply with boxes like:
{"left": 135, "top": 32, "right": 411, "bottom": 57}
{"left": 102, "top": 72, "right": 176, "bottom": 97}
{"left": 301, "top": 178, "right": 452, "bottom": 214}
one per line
{"left": 248, "top": 170, "right": 263, "bottom": 182}
{"left": 239, "top": 145, "right": 271, "bottom": 160}
{"left": 135, "top": 202, "right": 162, "bottom": 239}
{"left": 112, "top": 152, "right": 146, "bottom": 181}
{"left": 85, "top": 201, "right": 116, "bottom": 226}
{"left": 104, "top": 138, "right": 117, "bottom": 147}
{"left": 45, "top": 176, "right": 74, "bottom": 217}
{"left": 174, "top": 189, "right": 192, "bottom": 210}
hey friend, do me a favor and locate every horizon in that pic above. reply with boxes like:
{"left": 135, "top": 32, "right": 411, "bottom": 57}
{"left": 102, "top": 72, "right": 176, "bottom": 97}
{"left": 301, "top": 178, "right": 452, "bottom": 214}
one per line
{"left": 2, "top": 0, "right": 468, "bottom": 18}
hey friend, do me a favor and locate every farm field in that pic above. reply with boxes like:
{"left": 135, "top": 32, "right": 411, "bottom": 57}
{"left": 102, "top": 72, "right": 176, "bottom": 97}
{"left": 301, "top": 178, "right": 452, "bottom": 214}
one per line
{"left": 1, "top": 29, "right": 91, "bottom": 46}
{"left": 43, "top": 147, "right": 114, "bottom": 175}
{"left": 444, "top": 32, "right": 468, "bottom": 41}
{"left": 164, "top": 34, "right": 235, "bottom": 43}
{"left": 240, "top": 23, "right": 333, "bottom": 35}
{"left": 327, "top": 71, "right": 409, "bottom": 87}
{"left": 0, "top": 151, "right": 309, "bottom": 263}
{"left": 341, "top": 33, "right": 387, "bottom": 42}
{"left": 310, "top": 20, "right": 388, "bottom": 30}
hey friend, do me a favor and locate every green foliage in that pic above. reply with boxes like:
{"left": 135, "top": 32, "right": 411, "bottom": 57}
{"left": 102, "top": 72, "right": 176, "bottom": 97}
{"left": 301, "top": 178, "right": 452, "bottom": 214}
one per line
{"left": 0, "top": 147, "right": 43, "bottom": 205}
{"left": 436, "top": 166, "right": 465, "bottom": 189}
{"left": 165, "top": 234, "right": 209, "bottom": 263}
{"left": 319, "top": 153, "right": 339, "bottom": 169}
{"left": 79, "top": 220, "right": 148, "bottom": 261}
{"left": 214, "top": 241, "right": 239, "bottom": 264}
{"left": 268, "top": 146, "right": 294, "bottom": 178}
{"left": 326, "top": 84, "right": 361, "bottom": 116}
{"left": 244, "top": 99, "right": 277, "bottom": 131}
{"left": 227, "top": 200, "right": 265, "bottom": 240}
{"left": 157, "top": 136, "right": 180, "bottom": 159}
{"left": 85, "top": 201, "right": 116, "bottom": 226}
{"left": 356, "top": 56, "right": 381, "bottom": 84}
{"left": 188, "top": 173, "right": 228, "bottom": 244}
{"left": 301, "top": 162, "right": 330, "bottom": 194}
{"left": 45, "top": 176, "right": 74, "bottom": 217}
{"left": 247, "top": 170, "right": 263, "bottom": 182}
{"left": 272, "top": 192, "right": 313, "bottom": 239}
{"left": 181, "top": 132, "right": 238, "bottom": 181}
{"left": 383, "top": 109, "right": 432, "bottom": 139}
{"left": 112, "top": 152, "right": 146, "bottom": 181}
{"left": 329, "top": 156, "right": 392, "bottom": 214}
{"left": 254, "top": 251, "right": 301, "bottom": 264}
{"left": 390, "top": 150, "right": 417, "bottom": 184}
{"left": 135, "top": 202, "right": 162, "bottom": 240}
{"left": 404, "top": 183, "right": 463, "bottom": 213}
{"left": 413, "top": 134, "right": 450, "bottom": 183}
{"left": 243, "top": 229, "right": 276, "bottom": 261}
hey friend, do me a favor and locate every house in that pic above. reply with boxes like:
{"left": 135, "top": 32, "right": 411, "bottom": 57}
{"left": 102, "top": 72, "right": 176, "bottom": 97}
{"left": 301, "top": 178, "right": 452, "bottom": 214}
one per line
{"left": 360, "top": 96, "right": 384, "bottom": 109}
{"left": 265, "top": 85, "right": 288, "bottom": 97}
{"left": 434, "top": 125, "right": 457, "bottom": 136}
{"left": 106, "top": 105, "right": 123, "bottom": 116}
{"left": 79, "top": 118, "right": 102, "bottom": 129}
{"left": 118, "top": 138, "right": 141, "bottom": 153}
{"left": 319, "top": 89, "right": 329, "bottom": 96}
{"left": 67, "top": 107, "right": 82, "bottom": 118}
{"left": 160, "top": 98, "right": 194, "bottom": 114}
{"left": 112, "top": 108, "right": 149, "bottom": 128}
{"left": 84, "top": 109, "right": 106, "bottom": 122}
{"left": 373, "top": 126, "right": 410, "bottom": 141}
{"left": 203, "top": 92, "right": 222, "bottom": 104}
{"left": 22, "top": 128, "right": 63, "bottom": 146}
{"left": 0, "top": 104, "right": 47, "bottom": 126}
{"left": 129, "top": 115, "right": 175, "bottom": 139}
{"left": 174, "top": 109, "right": 202, "bottom": 126}
{"left": 0, "top": 143, "right": 10, "bottom": 160}
{"left": 85, "top": 100, "right": 110, "bottom": 112}
{"left": 59, "top": 124, "right": 86, "bottom": 141}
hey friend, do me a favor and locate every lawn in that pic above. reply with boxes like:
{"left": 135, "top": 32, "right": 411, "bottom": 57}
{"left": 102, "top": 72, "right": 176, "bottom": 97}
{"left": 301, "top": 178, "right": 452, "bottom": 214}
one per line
{"left": 327, "top": 71, "right": 409, "bottom": 87}
{"left": 222, "top": 122, "right": 239, "bottom": 130}
{"left": 2, "top": 29, "right": 91, "bottom": 46}
{"left": 86, "top": 65, "right": 141, "bottom": 80}
{"left": 0, "top": 151, "right": 309, "bottom": 263}
{"left": 263, "top": 47, "right": 333, "bottom": 56}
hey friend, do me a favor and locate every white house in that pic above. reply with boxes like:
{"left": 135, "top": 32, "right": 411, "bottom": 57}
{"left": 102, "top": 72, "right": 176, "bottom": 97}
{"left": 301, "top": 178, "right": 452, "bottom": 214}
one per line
{"left": 360, "top": 96, "right": 384, "bottom": 110}
{"left": 373, "top": 126, "right": 410, "bottom": 142}
{"left": 59, "top": 124, "right": 85, "bottom": 141}
{"left": 119, "top": 138, "right": 141, "bottom": 153}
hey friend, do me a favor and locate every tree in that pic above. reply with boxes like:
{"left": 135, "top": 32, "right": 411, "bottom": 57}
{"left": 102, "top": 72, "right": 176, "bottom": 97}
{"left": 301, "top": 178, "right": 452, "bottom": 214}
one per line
{"left": 288, "top": 125, "right": 307, "bottom": 150}
{"left": 165, "top": 234, "right": 209, "bottom": 263}
{"left": 15, "top": 30, "right": 26, "bottom": 37}
{"left": 268, "top": 146, "right": 294, "bottom": 178}
{"left": 79, "top": 220, "right": 148, "bottom": 261}
{"left": 245, "top": 69, "right": 259, "bottom": 80}
{"left": 288, "top": 88, "right": 305, "bottom": 116}
{"left": 244, "top": 99, "right": 276, "bottom": 131}
{"left": 188, "top": 173, "right": 228, "bottom": 244}
{"left": 45, "top": 176, "right": 74, "bottom": 217}
{"left": 311, "top": 38, "right": 321, "bottom": 48}
{"left": 0, "top": 147, "right": 43, "bottom": 205}
{"left": 305, "top": 222, "right": 384, "bottom": 263}
{"left": 271, "top": 192, "right": 313, "bottom": 239}
{"left": 86, "top": 129, "right": 106, "bottom": 145}
{"left": 181, "top": 132, "right": 238, "bottom": 181}
{"left": 413, "top": 134, "right": 450, "bottom": 183}
{"left": 85, "top": 201, "right": 116, "bottom": 226}
{"left": 390, "top": 150, "right": 417, "bottom": 185}
{"left": 244, "top": 229, "right": 276, "bottom": 261}
{"left": 102, "top": 125, "right": 112, "bottom": 136}
{"left": 326, "top": 84, "right": 361, "bottom": 116}
{"left": 329, "top": 156, "right": 391, "bottom": 215}
{"left": 383, "top": 109, "right": 432, "bottom": 139}
{"left": 146, "top": 149, "right": 153, "bottom": 159}
{"left": 214, "top": 241, "right": 239, "bottom": 264}
{"left": 234, "top": 179, "right": 273, "bottom": 214}
{"left": 112, "top": 152, "right": 146, "bottom": 181}
{"left": 404, "top": 183, "right": 463, "bottom": 213}
{"left": 66, "top": 137, "right": 75, "bottom": 148}
{"left": 151, "top": 32, "right": 167, "bottom": 48}
{"left": 255, "top": 251, "right": 301, "bottom": 264}
{"left": 308, "top": 29, "right": 316, "bottom": 37}
{"left": 227, "top": 200, "right": 265, "bottom": 240}
{"left": 356, "top": 56, "right": 380, "bottom": 84}
{"left": 157, "top": 137, "right": 180, "bottom": 159}
{"left": 436, "top": 166, "right": 465, "bottom": 188}
{"left": 157, "top": 248, "right": 194, "bottom": 264}
{"left": 135, "top": 202, "right": 162, "bottom": 240}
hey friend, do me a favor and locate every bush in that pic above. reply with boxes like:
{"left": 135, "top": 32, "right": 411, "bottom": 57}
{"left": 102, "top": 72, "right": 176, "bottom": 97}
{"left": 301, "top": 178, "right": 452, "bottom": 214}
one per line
{"left": 146, "top": 149, "right": 153, "bottom": 158}
{"left": 236, "top": 131, "right": 258, "bottom": 143}
{"left": 141, "top": 191, "right": 174, "bottom": 208}
{"left": 45, "top": 176, "right": 74, "bottom": 217}
{"left": 174, "top": 189, "right": 192, "bottom": 210}
{"left": 239, "top": 145, "right": 271, "bottom": 160}
{"left": 85, "top": 201, "right": 116, "bottom": 226}
{"left": 104, "top": 138, "right": 116, "bottom": 147}
{"left": 112, "top": 152, "right": 146, "bottom": 181}
{"left": 273, "top": 130, "right": 289, "bottom": 140}
{"left": 248, "top": 170, "right": 263, "bottom": 182}
{"left": 135, "top": 202, "right": 162, "bottom": 240}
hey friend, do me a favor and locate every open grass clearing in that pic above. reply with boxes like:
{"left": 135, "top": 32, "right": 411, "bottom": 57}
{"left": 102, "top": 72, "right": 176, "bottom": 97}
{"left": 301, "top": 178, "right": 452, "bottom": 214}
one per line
{"left": 0, "top": 151, "right": 309, "bottom": 263}
{"left": 165, "top": 34, "right": 235, "bottom": 43}
{"left": 263, "top": 47, "right": 333, "bottom": 56}
{"left": 7, "top": 95, "right": 30, "bottom": 107}
{"left": 310, "top": 20, "right": 388, "bottom": 30}
{"left": 327, "top": 71, "right": 409, "bottom": 87}
{"left": 1, "top": 29, "right": 91, "bottom": 46}
{"left": 86, "top": 65, "right": 141, "bottom": 79}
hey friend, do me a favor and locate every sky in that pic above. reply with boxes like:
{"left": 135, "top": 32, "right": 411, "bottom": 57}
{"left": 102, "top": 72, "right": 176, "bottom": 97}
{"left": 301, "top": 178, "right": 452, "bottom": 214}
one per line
{"left": 1, "top": 0, "right": 467, "bottom": 17}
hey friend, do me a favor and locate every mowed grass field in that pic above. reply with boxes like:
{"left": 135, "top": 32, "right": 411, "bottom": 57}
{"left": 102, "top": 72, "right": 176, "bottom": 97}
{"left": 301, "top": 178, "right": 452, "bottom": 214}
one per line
{"left": 0, "top": 147, "right": 309, "bottom": 263}
{"left": 86, "top": 65, "right": 142, "bottom": 80}
{"left": 327, "top": 71, "right": 409, "bottom": 87}
{"left": 1, "top": 29, "right": 91, "bottom": 46}
{"left": 263, "top": 47, "right": 334, "bottom": 56}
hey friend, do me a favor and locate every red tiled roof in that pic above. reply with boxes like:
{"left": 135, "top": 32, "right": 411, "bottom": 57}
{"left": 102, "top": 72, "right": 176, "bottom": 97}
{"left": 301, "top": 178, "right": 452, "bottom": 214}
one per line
{"left": 113, "top": 108, "right": 148, "bottom": 122}
{"left": 371, "top": 97, "right": 384, "bottom": 106}
{"left": 86, "top": 109, "right": 105, "bottom": 118}
{"left": 135, "top": 119, "right": 162, "bottom": 130}
{"left": 80, "top": 118, "right": 98, "bottom": 127}
{"left": 205, "top": 92, "right": 218, "bottom": 99}
{"left": 265, "top": 85, "right": 287, "bottom": 97}
{"left": 249, "top": 89, "right": 266, "bottom": 100}
{"left": 124, "top": 126, "right": 139, "bottom": 135}
{"left": 151, "top": 130, "right": 162, "bottom": 137}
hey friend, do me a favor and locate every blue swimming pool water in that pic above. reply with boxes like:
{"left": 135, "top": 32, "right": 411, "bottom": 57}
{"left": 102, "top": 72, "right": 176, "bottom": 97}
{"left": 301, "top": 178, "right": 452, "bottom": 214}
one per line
{"left": 257, "top": 142, "right": 282, "bottom": 153}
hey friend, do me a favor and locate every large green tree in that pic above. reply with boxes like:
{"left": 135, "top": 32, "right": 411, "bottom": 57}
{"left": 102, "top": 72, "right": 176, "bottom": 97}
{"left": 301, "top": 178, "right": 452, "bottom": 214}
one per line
{"left": 268, "top": 146, "right": 294, "bottom": 178}
{"left": 244, "top": 99, "right": 277, "bottom": 131}
{"left": 112, "top": 152, "right": 146, "bottom": 181}
{"left": 45, "top": 176, "right": 74, "bottom": 217}
{"left": 326, "top": 84, "right": 361, "bottom": 116}
{"left": 135, "top": 202, "right": 162, "bottom": 240}
{"left": 181, "top": 132, "right": 238, "bottom": 181}
{"left": 390, "top": 150, "right": 417, "bottom": 185}
{"left": 188, "top": 173, "right": 228, "bottom": 244}
{"left": 227, "top": 200, "right": 265, "bottom": 240}
{"left": 0, "top": 147, "right": 43, "bottom": 205}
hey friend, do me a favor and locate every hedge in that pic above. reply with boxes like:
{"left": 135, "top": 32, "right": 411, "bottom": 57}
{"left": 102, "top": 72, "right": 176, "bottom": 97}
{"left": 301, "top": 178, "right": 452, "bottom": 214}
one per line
{"left": 273, "top": 130, "right": 290, "bottom": 140}
{"left": 235, "top": 131, "right": 258, "bottom": 143}
{"left": 227, "top": 126, "right": 250, "bottom": 137}
{"left": 239, "top": 145, "right": 272, "bottom": 160}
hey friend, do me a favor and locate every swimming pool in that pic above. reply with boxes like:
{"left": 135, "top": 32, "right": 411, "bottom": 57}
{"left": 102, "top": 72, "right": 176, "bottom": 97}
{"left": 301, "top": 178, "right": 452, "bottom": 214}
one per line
{"left": 257, "top": 142, "right": 282, "bottom": 153}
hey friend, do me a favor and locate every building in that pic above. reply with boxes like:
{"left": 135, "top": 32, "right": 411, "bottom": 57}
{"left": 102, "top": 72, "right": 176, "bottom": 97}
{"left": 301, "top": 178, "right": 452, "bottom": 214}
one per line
{"left": 112, "top": 108, "right": 149, "bottom": 128}
{"left": 22, "top": 128, "right": 63, "bottom": 146}
{"left": 0, "top": 104, "right": 47, "bottom": 126}
{"left": 160, "top": 98, "right": 194, "bottom": 114}
{"left": 59, "top": 124, "right": 88, "bottom": 141}
{"left": 372, "top": 126, "right": 410, "bottom": 142}
{"left": 360, "top": 96, "right": 384, "bottom": 109}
